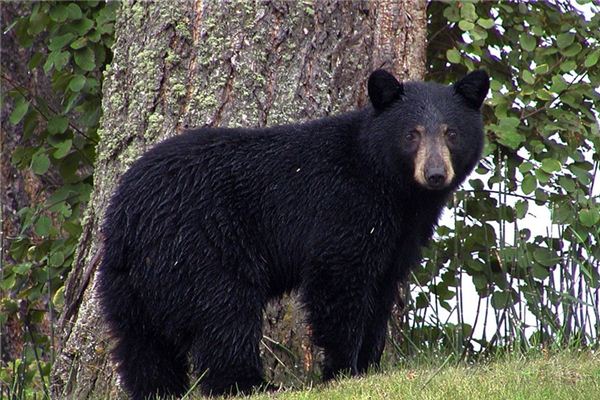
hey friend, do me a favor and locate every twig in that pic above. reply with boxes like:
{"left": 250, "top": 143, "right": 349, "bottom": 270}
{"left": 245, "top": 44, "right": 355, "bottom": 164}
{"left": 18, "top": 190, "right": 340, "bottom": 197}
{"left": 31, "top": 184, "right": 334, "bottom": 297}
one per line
{"left": 421, "top": 354, "right": 453, "bottom": 389}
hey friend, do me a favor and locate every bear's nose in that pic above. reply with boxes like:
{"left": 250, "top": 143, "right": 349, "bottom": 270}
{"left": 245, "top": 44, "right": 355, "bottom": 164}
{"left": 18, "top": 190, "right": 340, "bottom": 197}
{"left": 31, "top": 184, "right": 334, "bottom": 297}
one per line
{"left": 426, "top": 168, "right": 446, "bottom": 189}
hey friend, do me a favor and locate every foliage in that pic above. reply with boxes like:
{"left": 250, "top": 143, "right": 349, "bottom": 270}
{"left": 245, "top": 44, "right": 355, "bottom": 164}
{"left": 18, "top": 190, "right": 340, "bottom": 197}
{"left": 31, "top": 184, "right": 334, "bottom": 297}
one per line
{"left": 400, "top": 0, "right": 600, "bottom": 357}
{"left": 1, "top": 1, "right": 117, "bottom": 396}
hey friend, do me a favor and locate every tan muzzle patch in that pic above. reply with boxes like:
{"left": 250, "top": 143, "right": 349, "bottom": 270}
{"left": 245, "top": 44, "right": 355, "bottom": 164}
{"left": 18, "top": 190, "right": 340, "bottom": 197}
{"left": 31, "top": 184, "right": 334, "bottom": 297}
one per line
{"left": 413, "top": 130, "right": 455, "bottom": 189}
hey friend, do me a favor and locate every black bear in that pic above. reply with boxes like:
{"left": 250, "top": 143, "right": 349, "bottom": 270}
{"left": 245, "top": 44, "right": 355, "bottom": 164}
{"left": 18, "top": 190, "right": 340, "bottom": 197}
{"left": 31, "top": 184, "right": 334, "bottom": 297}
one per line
{"left": 97, "top": 69, "right": 489, "bottom": 399}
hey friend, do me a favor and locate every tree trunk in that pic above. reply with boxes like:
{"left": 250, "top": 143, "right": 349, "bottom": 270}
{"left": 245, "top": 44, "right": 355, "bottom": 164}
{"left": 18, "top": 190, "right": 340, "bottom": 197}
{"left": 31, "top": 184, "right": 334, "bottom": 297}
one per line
{"left": 51, "top": 1, "right": 426, "bottom": 398}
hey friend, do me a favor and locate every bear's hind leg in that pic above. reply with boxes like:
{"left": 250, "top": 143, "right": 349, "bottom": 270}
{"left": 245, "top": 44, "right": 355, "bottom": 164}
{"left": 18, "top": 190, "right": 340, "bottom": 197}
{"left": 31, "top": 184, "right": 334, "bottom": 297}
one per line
{"left": 111, "top": 326, "right": 189, "bottom": 400}
{"left": 191, "top": 294, "right": 266, "bottom": 397}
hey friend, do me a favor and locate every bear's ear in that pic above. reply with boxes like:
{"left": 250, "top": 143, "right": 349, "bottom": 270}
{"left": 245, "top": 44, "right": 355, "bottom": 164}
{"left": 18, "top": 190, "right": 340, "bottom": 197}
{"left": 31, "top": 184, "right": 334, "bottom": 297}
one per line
{"left": 368, "top": 69, "right": 404, "bottom": 110}
{"left": 453, "top": 69, "right": 490, "bottom": 109}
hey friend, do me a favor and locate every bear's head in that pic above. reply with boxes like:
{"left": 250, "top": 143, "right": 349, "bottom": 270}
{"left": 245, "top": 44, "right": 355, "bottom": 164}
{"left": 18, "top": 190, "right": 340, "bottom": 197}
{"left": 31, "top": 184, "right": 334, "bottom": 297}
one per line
{"left": 365, "top": 69, "right": 489, "bottom": 192}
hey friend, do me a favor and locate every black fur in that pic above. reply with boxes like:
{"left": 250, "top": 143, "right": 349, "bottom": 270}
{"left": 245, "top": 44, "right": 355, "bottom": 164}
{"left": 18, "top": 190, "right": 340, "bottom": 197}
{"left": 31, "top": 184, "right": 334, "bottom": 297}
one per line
{"left": 97, "top": 70, "right": 489, "bottom": 399}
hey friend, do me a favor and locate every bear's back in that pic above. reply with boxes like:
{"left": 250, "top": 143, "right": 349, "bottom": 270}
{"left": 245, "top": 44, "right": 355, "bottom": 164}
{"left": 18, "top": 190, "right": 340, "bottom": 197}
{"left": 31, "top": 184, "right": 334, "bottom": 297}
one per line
{"left": 101, "top": 116, "right": 382, "bottom": 294}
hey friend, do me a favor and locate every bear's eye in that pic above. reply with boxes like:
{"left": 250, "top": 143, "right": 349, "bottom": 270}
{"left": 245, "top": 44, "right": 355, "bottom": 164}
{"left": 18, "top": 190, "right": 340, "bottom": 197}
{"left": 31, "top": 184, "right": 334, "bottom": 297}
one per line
{"left": 405, "top": 131, "right": 418, "bottom": 142}
{"left": 446, "top": 130, "right": 458, "bottom": 140}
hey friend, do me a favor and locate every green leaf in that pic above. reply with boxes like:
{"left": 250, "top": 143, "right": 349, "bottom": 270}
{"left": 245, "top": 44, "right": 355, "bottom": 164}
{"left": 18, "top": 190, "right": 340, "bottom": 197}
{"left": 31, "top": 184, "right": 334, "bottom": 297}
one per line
{"left": 495, "top": 117, "right": 523, "bottom": 149}
{"left": 515, "top": 200, "right": 528, "bottom": 219}
{"left": 562, "top": 43, "right": 582, "bottom": 57}
{"left": 43, "top": 55, "right": 54, "bottom": 74}
{"left": 491, "top": 291, "right": 511, "bottom": 309}
{"left": 58, "top": 153, "right": 80, "bottom": 181}
{"left": 460, "top": 3, "right": 477, "bottom": 21}
{"left": 458, "top": 20, "right": 475, "bottom": 31}
{"left": 535, "top": 169, "right": 551, "bottom": 184}
{"left": 560, "top": 60, "right": 577, "bottom": 72}
{"left": 13, "top": 263, "right": 32, "bottom": 275}
{"left": 534, "top": 188, "right": 547, "bottom": 204}
{"left": 53, "top": 72, "right": 74, "bottom": 92}
{"left": 53, "top": 286, "right": 65, "bottom": 307}
{"left": 569, "top": 164, "right": 591, "bottom": 185}
{"left": 0, "top": 274, "right": 16, "bottom": 291}
{"left": 552, "top": 203, "right": 571, "bottom": 224}
{"left": 48, "top": 33, "right": 75, "bottom": 51}
{"left": 533, "top": 248, "right": 559, "bottom": 267}
{"left": 579, "top": 208, "right": 600, "bottom": 227}
{"left": 66, "top": 3, "right": 83, "bottom": 19}
{"left": 46, "top": 186, "right": 73, "bottom": 205}
{"left": 556, "top": 32, "right": 575, "bottom": 49}
{"left": 477, "top": 18, "right": 495, "bottom": 29}
{"left": 466, "top": 258, "right": 486, "bottom": 272}
{"left": 48, "top": 116, "right": 69, "bottom": 134}
{"left": 540, "top": 158, "right": 562, "bottom": 173}
{"left": 64, "top": 92, "right": 81, "bottom": 113}
{"left": 70, "top": 37, "right": 87, "bottom": 50}
{"left": 11, "top": 147, "right": 35, "bottom": 169}
{"left": 550, "top": 75, "right": 567, "bottom": 93}
{"left": 522, "top": 174, "right": 537, "bottom": 195}
{"left": 520, "top": 33, "right": 536, "bottom": 52}
{"left": 48, "top": 251, "right": 65, "bottom": 267}
{"left": 519, "top": 162, "right": 534, "bottom": 174}
{"left": 500, "top": 117, "right": 520, "bottom": 129}
{"left": 446, "top": 48, "right": 461, "bottom": 64}
{"left": 34, "top": 215, "right": 52, "bottom": 237}
{"left": 9, "top": 97, "right": 29, "bottom": 125}
{"left": 470, "top": 26, "right": 488, "bottom": 41}
{"left": 584, "top": 50, "right": 600, "bottom": 68}
{"left": 443, "top": 5, "right": 460, "bottom": 22}
{"left": 68, "top": 75, "right": 86, "bottom": 92}
{"left": 72, "top": 18, "right": 94, "bottom": 36}
{"left": 74, "top": 48, "right": 96, "bottom": 71}
{"left": 44, "top": 51, "right": 71, "bottom": 74}
{"left": 558, "top": 176, "right": 576, "bottom": 192}
{"left": 49, "top": 4, "right": 68, "bottom": 22}
{"left": 532, "top": 264, "right": 550, "bottom": 280}
{"left": 53, "top": 140, "right": 72, "bottom": 159}
{"left": 536, "top": 89, "right": 553, "bottom": 101}
{"left": 534, "top": 64, "right": 549, "bottom": 74}
{"left": 88, "top": 30, "right": 102, "bottom": 43}
{"left": 434, "top": 283, "right": 455, "bottom": 301}
{"left": 23, "top": 110, "right": 39, "bottom": 139}
{"left": 49, "top": 201, "right": 72, "bottom": 218}
{"left": 28, "top": 5, "right": 48, "bottom": 33}
{"left": 48, "top": 132, "right": 69, "bottom": 147}
{"left": 15, "top": 14, "right": 35, "bottom": 45}
{"left": 31, "top": 151, "right": 50, "bottom": 175}
{"left": 28, "top": 52, "right": 43, "bottom": 69}
{"left": 414, "top": 292, "right": 428, "bottom": 309}
{"left": 54, "top": 51, "right": 70, "bottom": 71}
{"left": 473, "top": 274, "right": 489, "bottom": 292}
{"left": 496, "top": 130, "right": 524, "bottom": 150}
{"left": 522, "top": 70, "right": 535, "bottom": 85}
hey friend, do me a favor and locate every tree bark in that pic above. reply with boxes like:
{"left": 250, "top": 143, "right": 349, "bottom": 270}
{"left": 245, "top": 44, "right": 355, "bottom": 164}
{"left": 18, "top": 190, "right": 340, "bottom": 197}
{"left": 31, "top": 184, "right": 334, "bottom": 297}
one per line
{"left": 51, "top": 1, "right": 426, "bottom": 398}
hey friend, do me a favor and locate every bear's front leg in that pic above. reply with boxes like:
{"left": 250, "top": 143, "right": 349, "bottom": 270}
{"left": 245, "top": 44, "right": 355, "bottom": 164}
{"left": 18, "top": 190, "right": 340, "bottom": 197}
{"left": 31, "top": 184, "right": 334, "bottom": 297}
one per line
{"left": 301, "top": 264, "right": 372, "bottom": 381}
{"left": 357, "top": 277, "right": 397, "bottom": 374}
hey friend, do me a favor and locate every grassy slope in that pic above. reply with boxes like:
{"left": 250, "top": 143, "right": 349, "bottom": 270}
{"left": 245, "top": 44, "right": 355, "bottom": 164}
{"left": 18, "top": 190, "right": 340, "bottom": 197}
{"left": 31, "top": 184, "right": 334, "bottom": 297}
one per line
{"left": 219, "top": 352, "right": 600, "bottom": 400}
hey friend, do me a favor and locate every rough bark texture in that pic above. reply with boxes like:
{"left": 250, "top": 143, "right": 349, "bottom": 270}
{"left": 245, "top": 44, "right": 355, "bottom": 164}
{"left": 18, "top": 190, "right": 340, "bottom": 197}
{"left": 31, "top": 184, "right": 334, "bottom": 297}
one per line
{"left": 52, "top": 1, "right": 426, "bottom": 398}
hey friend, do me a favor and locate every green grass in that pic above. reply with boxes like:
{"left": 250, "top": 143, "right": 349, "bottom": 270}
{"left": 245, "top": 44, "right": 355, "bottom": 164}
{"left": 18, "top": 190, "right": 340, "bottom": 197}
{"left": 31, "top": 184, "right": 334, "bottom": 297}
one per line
{"left": 216, "top": 352, "right": 600, "bottom": 400}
